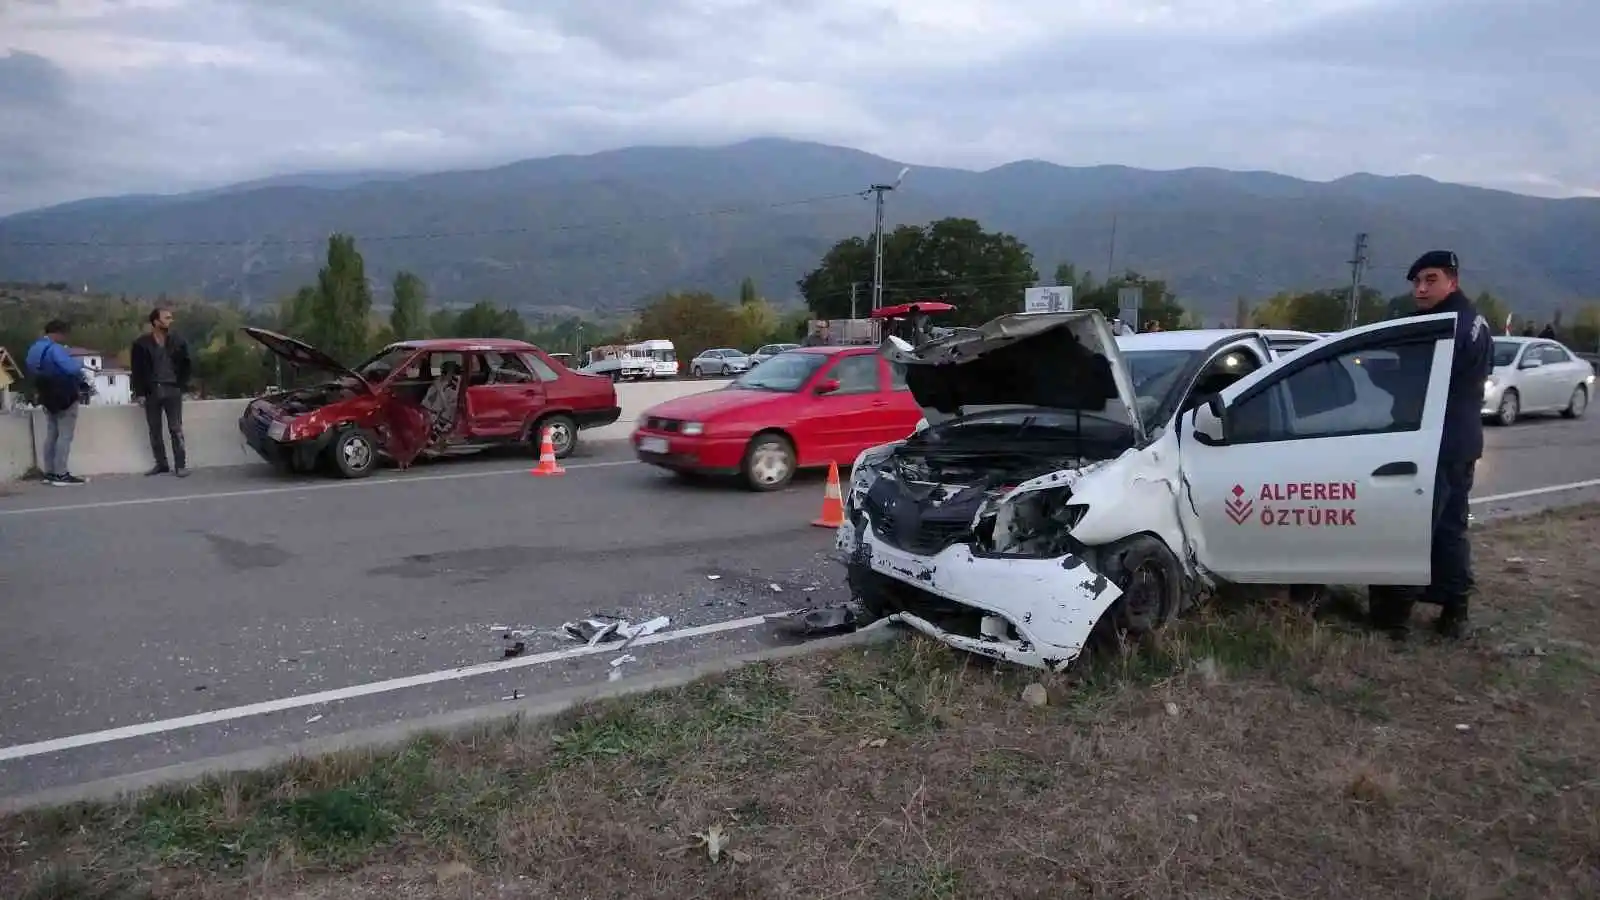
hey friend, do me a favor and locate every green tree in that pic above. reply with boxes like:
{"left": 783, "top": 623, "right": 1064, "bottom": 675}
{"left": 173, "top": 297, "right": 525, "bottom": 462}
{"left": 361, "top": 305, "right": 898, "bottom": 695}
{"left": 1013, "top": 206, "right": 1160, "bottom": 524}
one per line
{"left": 636, "top": 291, "right": 739, "bottom": 363}
{"left": 738, "top": 277, "right": 760, "bottom": 306}
{"left": 390, "top": 271, "right": 427, "bottom": 340}
{"left": 799, "top": 218, "right": 1039, "bottom": 326}
{"left": 307, "top": 234, "right": 373, "bottom": 362}
{"left": 442, "top": 301, "right": 526, "bottom": 339}
{"left": 1076, "top": 270, "right": 1188, "bottom": 331}
{"left": 1251, "top": 287, "right": 1386, "bottom": 332}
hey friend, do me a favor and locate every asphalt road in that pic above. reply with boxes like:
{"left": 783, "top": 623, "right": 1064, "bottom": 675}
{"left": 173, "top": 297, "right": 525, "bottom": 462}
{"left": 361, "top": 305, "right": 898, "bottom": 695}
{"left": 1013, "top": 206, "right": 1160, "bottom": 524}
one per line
{"left": 2, "top": 410, "right": 1598, "bottom": 806}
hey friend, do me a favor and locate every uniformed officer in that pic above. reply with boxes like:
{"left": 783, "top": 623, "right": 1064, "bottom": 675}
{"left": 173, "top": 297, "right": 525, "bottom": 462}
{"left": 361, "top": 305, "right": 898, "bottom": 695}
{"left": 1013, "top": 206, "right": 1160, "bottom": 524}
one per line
{"left": 1369, "top": 250, "right": 1493, "bottom": 639}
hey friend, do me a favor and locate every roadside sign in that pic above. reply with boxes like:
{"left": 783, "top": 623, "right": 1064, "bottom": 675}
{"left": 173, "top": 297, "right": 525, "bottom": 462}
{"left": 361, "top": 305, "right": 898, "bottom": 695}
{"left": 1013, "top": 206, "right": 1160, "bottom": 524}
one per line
{"left": 1117, "top": 286, "right": 1142, "bottom": 331}
{"left": 1023, "top": 285, "right": 1072, "bottom": 314}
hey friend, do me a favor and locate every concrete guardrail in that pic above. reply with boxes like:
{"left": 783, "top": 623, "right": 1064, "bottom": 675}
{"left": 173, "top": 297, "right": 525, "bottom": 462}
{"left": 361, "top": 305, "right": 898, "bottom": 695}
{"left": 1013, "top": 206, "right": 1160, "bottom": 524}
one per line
{"left": 0, "top": 378, "right": 732, "bottom": 481}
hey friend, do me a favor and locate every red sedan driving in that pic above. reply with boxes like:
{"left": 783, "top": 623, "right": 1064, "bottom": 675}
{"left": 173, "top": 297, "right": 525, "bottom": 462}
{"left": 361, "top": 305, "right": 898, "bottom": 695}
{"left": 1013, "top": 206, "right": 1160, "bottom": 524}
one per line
{"left": 632, "top": 346, "right": 923, "bottom": 490}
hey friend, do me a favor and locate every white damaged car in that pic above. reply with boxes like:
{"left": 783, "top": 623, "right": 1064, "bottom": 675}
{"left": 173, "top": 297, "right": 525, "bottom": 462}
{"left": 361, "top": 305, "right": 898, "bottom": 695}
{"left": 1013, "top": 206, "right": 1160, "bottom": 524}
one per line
{"left": 836, "top": 309, "right": 1459, "bottom": 671}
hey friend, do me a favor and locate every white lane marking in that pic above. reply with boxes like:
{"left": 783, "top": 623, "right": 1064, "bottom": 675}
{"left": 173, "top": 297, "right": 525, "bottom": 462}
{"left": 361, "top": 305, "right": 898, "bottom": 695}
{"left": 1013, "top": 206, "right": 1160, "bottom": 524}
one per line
{"left": 0, "top": 612, "right": 780, "bottom": 763}
{"left": 1471, "top": 478, "right": 1600, "bottom": 505}
{"left": 0, "top": 459, "right": 639, "bottom": 517}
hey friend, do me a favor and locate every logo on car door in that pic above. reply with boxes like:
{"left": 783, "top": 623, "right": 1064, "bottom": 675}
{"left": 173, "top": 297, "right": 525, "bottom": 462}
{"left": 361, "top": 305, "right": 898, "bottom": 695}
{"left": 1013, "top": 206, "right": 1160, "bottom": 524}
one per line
{"left": 1225, "top": 484, "right": 1253, "bottom": 524}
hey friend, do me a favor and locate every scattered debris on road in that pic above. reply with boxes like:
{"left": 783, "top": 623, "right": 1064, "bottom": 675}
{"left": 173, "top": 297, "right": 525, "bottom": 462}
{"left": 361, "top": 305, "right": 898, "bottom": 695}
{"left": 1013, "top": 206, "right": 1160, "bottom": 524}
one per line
{"left": 768, "top": 603, "right": 867, "bottom": 636}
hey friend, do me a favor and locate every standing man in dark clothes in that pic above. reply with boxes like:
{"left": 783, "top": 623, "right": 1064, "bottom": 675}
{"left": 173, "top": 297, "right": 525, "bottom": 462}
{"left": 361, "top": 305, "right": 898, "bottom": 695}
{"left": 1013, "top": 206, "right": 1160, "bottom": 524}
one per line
{"left": 1368, "top": 251, "right": 1492, "bottom": 640}
{"left": 130, "top": 306, "right": 193, "bottom": 477}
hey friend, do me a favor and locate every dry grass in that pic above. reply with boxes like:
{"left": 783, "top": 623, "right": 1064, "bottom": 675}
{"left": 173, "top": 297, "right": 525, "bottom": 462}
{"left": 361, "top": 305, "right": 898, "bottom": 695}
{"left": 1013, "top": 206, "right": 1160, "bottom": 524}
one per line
{"left": 5, "top": 506, "right": 1598, "bottom": 899}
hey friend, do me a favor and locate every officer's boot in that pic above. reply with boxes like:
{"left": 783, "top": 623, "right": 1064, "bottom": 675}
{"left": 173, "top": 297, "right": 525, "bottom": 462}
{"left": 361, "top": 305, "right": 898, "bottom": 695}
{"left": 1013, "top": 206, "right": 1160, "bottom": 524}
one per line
{"left": 1434, "top": 595, "right": 1471, "bottom": 640}
{"left": 1367, "top": 586, "right": 1416, "bottom": 641}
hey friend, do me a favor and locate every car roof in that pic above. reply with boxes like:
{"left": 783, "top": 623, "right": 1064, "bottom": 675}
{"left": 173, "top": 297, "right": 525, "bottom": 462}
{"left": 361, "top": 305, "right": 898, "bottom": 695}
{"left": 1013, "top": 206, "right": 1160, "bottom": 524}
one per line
{"left": 1116, "top": 328, "right": 1318, "bottom": 351}
{"left": 791, "top": 345, "right": 874, "bottom": 356}
{"left": 393, "top": 338, "right": 538, "bottom": 352}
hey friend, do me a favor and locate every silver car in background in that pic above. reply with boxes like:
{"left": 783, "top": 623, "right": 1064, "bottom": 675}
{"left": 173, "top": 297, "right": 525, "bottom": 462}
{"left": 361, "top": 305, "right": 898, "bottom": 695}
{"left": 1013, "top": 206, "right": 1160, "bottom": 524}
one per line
{"left": 1482, "top": 336, "right": 1594, "bottom": 425}
{"left": 749, "top": 343, "right": 800, "bottom": 367}
{"left": 689, "top": 348, "right": 751, "bottom": 377}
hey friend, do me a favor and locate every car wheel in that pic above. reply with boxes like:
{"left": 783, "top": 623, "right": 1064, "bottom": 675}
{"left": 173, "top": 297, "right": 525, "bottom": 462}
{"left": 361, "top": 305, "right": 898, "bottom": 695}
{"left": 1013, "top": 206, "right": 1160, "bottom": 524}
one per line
{"left": 1495, "top": 389, "right": 1519, "bottom": 426}
{"left": 691, "top": 365, "right": 703, "bottom": 378}
{"left": 1562, "top": 385, "right": 1588, "bottom": 419}
{"left": 533, "top": 413, "right": 578, "bottom": 459}
{"left": 328, "top": 427, "right": 378, "bottom": 479}
{"left": 741, "top": 432, "right": 795, "bottom": 491}
{"left": 1106, "top": 535, "right": 1184, "bottom": 635}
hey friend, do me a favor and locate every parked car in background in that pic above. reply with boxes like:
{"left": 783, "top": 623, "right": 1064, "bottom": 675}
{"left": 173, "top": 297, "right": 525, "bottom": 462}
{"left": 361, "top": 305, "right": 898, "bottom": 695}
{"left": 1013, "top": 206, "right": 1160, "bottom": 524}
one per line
{"left": 1481, "top": 336, "right": 1594, "bottom": 425}
{"left": 690, "top": 348, "right": 751, "bottom": 377}
{"left": 633, "top": 346, "right": 923, "bottom": 490}
{"left": 749, "top": 343, "right": 800, "bottom": 367}
{"left": 239, "top": 329, "right": 620, "bottom": 478}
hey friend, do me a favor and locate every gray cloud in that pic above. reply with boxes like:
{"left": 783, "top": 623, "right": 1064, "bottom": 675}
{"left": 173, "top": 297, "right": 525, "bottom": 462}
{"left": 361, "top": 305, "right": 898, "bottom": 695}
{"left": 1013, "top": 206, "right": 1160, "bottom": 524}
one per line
{"left": 1, "top": 0, "right": 1596, "bottom": 215}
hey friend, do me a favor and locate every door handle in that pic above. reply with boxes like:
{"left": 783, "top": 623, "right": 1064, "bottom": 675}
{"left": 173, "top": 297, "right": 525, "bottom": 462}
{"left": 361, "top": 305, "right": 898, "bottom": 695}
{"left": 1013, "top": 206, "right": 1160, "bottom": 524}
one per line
{"left": 1372, "top": 461, "right": 1417, "bottom": 476}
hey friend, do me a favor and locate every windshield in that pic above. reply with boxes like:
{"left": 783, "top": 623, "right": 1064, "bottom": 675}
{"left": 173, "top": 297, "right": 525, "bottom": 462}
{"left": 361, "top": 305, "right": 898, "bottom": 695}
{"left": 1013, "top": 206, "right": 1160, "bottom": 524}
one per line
{"left": 649, "top": 349, "right": 676, "bottom": 362}
{"left": 733, "top": 351, "right": 827, "bottom": 391}
{"left": 1492, "top": 340, "right": 1520, "bottom": 367}
{"left": 352, "top": 346, "right": 413, "bottom": 382}
{"left": 1121, "top": 349, "right": 1201, "bottom": 407}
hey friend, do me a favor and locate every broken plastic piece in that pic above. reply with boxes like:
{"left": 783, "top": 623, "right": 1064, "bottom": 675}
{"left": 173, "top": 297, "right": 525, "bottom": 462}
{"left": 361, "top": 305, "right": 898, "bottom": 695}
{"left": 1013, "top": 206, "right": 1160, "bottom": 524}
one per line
{"left": 770, "top": 603, "right": 863, "bottom": 636}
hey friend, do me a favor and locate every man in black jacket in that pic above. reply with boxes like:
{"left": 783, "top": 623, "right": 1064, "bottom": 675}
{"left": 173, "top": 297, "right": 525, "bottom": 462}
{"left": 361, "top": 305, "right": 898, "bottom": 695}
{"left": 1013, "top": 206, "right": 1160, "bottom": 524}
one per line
{"left": 1369, "top": 250, "right": 1492, "bottom": 640}
{"left": 130, "top": 307, "right": 193, "bottom": 477}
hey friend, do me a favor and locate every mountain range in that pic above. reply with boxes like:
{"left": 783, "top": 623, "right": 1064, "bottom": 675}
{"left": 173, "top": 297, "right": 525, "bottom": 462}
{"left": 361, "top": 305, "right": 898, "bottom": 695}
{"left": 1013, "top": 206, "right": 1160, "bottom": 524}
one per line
{"left": 1, "top": 138, "right": 1596, "bottom": 320}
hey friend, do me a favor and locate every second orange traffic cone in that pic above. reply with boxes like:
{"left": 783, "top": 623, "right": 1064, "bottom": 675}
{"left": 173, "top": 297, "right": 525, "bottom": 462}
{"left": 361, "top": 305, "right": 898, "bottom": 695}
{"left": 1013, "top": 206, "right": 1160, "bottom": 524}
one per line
{"left": 811, "top": 461, "right": 845, "bottom": 528}
{"left": 529, "top": 426, "right": 565, "bottom": 476}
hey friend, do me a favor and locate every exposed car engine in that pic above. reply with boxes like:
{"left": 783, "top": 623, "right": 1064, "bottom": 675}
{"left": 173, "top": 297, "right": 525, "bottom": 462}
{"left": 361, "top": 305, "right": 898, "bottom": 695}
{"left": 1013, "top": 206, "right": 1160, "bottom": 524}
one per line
{"left": 260, "top": 380, "right": 361, "bottom": 415}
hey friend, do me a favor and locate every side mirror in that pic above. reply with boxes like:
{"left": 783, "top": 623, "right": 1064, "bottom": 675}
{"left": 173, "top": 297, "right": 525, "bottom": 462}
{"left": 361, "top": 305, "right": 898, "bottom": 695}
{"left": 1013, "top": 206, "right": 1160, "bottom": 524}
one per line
{"left": 1192, "top": 393, "right": 1226, "bottom": 444}
{"left": 1520, "top": 357, "right": 1544, "bottom": 369}
{"left": 814, "top": 379, "right": 841, "bottom": 395}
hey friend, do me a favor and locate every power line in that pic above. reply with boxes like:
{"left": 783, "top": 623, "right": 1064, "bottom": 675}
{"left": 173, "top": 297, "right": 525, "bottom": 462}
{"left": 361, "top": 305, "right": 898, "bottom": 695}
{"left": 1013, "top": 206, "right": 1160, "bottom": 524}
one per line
{"left": 0, "top": 190, "right": 873, "bottom": 250}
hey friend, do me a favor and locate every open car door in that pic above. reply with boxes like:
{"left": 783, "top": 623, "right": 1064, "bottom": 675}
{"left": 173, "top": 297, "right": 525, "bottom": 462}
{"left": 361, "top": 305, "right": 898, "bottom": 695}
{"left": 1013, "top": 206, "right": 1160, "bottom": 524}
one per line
{"left": 1176, "top": 312, "right": 1459, "bottom": 585}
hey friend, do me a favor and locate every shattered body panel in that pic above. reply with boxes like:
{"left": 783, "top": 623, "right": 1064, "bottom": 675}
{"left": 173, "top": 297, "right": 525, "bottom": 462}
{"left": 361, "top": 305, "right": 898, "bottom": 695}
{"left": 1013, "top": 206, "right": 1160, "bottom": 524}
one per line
{"left": 839, "top": 516, "right": 1124, "bottom": 671}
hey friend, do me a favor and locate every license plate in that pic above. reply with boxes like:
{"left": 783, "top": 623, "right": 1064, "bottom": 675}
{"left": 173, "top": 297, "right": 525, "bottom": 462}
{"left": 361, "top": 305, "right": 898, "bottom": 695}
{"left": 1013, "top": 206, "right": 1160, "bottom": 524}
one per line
{"left": 267, "top": 420, "right": 288, "bottom": 441}
{"left": 639, "top": 436, "right": 669, "bottom": 454}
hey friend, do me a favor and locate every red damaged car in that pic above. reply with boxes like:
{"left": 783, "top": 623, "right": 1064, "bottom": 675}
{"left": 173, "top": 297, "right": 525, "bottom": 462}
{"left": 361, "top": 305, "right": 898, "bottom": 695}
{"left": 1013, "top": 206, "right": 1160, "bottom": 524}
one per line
{"left": 239, "top": 328, "right": 621, "bottom": 478}
{"left": 631, "top": 345, "right": 923, "bottom": 491}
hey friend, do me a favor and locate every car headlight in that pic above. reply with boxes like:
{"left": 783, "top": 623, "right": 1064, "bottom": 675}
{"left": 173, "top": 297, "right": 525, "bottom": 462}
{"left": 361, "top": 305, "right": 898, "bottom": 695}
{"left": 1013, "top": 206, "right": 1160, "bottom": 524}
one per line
{"left": 681, "top": 422, "right": 705, "bottom": 436}
{"left": 849, "top": 442, "right": 897, "bottom": 499}
{"left": 1484, "top": 377, "right": 1496, "bottom": 393}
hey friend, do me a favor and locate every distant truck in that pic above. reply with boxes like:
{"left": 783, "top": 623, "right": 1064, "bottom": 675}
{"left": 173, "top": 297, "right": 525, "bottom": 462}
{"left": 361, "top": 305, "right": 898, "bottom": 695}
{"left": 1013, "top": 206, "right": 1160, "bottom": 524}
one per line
{"left": 803, "top": 318, "right": 880, "bottom": 346}
{"left": 628, "top": 339, "right": 679, "bottom": 378}
{"left": 578, "top": 344, "right": 652, "bottom": 382}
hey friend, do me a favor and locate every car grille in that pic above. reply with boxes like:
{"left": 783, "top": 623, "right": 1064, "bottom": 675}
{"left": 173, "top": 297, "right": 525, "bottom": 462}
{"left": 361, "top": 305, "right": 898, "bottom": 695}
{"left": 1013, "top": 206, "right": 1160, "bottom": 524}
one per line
{"left": 863, "top": 486, "right": 975, "bottom": 556}
{"left": 645, "top": 416, "right": 684, "bottom": 432}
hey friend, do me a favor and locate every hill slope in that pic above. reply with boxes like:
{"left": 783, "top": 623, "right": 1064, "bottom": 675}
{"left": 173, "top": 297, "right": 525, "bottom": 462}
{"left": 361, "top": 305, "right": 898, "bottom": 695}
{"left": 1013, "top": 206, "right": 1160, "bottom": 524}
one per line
{"left": 1, "top": 139, "right": 1595, "bottom": 318}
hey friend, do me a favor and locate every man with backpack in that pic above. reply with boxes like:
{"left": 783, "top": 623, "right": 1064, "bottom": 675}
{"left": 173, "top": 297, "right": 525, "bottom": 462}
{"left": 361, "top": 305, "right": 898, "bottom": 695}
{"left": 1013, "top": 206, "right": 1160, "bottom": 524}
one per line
{"left": 24, "top": 319, "right": 88, "bottom": 486}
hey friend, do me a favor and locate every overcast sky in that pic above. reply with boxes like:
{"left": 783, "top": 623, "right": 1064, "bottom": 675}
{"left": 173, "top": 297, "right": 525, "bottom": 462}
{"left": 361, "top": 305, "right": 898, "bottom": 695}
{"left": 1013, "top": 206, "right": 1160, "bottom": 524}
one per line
{"left": 2, "top": 0, "right": 1594, "bottom": 215}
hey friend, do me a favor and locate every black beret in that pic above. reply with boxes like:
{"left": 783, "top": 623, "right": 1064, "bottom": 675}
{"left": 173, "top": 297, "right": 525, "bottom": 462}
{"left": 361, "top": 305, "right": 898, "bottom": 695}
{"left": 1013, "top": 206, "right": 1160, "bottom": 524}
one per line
{"left": 1407, "top": 250, "right": 1459, "bottom": 281}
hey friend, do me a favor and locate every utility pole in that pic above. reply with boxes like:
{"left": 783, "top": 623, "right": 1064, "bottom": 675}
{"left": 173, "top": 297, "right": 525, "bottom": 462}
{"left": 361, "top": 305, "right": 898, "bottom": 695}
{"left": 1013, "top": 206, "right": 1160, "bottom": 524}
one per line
{"left": 866, "top": 167, "right": 910, "bottom": 312}
{"left": 849, "top": 281, "right": 859, "bottom": 320}
{"left": 1346, "top": 233, "right": 1369, "bottom": 329}
{"left": 1106, "top": 213, "right": 1118, "bottom": 278}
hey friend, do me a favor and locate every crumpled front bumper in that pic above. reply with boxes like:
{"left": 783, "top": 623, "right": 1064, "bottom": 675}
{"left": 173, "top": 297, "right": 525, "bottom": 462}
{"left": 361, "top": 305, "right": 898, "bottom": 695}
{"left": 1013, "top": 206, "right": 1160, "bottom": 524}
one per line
{"left": 836, "top": 515, "right": 1124, "bottom": 672}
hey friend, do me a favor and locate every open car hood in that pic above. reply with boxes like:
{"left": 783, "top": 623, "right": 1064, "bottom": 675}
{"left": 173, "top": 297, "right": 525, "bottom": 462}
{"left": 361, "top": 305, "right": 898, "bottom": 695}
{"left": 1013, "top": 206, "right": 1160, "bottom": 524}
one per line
{"left": 242, "top": 327, "right": 370, "bottom": 390}
{"left": 881, "top": 310, "right": 1146, "bottom": 441}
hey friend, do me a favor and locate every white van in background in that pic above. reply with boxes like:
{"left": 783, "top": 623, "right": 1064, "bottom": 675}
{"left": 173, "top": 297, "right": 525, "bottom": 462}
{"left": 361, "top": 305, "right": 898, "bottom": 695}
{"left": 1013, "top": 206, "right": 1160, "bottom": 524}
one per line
{"left": 629, "top": 339, "right": 679, "bottom": 378}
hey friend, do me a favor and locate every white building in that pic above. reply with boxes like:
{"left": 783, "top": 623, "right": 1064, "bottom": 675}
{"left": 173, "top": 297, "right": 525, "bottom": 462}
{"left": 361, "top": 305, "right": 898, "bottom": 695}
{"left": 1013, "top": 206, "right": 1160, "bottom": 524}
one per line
{"left": 66, "top": 347, "right": 134, "bottom": 406}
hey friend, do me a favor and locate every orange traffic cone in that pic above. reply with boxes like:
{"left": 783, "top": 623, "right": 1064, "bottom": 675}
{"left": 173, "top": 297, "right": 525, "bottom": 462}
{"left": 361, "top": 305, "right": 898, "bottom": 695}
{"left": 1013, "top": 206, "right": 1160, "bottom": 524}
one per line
{"left": 529, "top": 426, "right": 566, "bottom": 476}
{"left": 811, "top": 461, "right": 845, "bottom": 528}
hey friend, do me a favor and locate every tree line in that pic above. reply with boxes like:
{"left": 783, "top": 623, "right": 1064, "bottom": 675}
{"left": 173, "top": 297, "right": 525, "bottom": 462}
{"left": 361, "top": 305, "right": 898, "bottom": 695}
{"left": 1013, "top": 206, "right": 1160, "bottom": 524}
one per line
{"left": 5, "top": 223, "right": 1597, "bottom": 405}
{"left": 797, "top": 216, "right": 1600, "bottom": 349}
